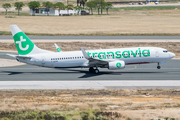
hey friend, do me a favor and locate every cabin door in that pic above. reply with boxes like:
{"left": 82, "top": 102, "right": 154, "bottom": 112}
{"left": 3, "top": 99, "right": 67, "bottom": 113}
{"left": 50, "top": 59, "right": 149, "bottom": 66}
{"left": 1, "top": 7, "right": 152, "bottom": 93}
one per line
{"left": 156, "top": 50, "right": 159, "bottom": 57}
{"left": 41, "top": 57, "right": 46, "bottom": 66}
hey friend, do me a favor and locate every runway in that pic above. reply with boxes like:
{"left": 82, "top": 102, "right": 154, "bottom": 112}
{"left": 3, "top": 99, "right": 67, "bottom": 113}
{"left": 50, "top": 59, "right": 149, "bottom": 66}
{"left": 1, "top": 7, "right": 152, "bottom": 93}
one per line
{"left": 0, "top": 81, "right": 180, "bottom": 89}
{"left": 0, "top": 36, "right": 180, "bottom": 40}
{"left": 1, "top": 59, "right": 180, "bottom": 80}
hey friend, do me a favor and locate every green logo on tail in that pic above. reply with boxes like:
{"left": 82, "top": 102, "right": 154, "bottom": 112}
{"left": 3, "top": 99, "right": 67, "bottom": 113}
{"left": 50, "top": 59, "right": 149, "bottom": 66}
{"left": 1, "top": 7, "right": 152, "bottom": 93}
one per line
{"left": 116, "top": 62, "right": 121, "bottom": 68}
{"left": 13, "top": 32, "right": 34, "bottom": 55}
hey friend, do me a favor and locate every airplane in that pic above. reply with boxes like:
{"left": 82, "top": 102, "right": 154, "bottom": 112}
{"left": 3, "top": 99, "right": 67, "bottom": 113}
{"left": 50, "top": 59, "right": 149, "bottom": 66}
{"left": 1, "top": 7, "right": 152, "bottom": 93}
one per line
{"left": 8, "top": 25, "right": 175, "bottom": 74}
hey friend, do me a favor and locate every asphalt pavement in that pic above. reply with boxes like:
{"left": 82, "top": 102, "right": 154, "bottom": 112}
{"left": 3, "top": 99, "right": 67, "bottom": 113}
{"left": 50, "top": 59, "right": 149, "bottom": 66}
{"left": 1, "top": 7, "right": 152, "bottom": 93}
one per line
{"left": 0, "top": 36, "right": 180, "bottom": 40}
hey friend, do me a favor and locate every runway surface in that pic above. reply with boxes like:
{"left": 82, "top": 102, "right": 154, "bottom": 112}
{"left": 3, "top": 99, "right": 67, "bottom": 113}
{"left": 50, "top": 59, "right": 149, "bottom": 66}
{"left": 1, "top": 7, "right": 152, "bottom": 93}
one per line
{"left": 0, "top": 36, "right": 180, "bottom": 40}
{"left": 1, "top": 81, "right": 180, "bottom": 89}
{"left": 0, "top": 59, "right": 180, "bottom": 80}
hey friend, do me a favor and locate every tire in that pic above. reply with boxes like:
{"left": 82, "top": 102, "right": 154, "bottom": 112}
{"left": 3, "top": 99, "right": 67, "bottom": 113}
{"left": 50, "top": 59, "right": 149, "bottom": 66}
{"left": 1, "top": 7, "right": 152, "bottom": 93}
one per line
{"left": 94, "top": 69, "right": 99, "bottom": 74}
{"left": 89, "top": 67, "right": 94, "bottom": 73}
{"left": 157, "top": 66, "right": 161, "bottom": 69}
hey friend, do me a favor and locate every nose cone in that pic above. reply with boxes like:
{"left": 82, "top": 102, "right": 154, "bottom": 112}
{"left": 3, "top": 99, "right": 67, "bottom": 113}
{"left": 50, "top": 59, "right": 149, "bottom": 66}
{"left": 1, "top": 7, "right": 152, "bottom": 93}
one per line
{"left": 170, "top": 52, "right": 175, "bottom": 58}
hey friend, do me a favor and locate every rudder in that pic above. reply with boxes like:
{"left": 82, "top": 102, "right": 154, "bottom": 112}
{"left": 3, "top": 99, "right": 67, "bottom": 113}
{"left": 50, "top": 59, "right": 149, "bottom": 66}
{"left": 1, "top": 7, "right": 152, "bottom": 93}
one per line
{"left": 10, "top": 25, "right": 52, "bottom": 55}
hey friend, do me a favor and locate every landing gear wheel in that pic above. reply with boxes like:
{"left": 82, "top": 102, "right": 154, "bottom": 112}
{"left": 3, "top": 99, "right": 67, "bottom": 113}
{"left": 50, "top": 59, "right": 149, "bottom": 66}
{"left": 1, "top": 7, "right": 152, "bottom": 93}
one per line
{"left": 89, "top": 67, "right": 94, "bottom": 73}
{"left": 94, "top": 69, "right": 99, "bottom": 74}
{"left": 157, "top": 66, "right": 161, "bottom": 69}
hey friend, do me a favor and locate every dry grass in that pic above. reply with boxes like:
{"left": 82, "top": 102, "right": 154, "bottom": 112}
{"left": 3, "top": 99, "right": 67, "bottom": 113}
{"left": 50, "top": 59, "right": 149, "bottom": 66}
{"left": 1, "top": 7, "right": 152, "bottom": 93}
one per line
{"left": 0, "top": 9, "right": 180, "bottom": 35}
{"left": 1, "top": 42, "right": 180, "bottom": 58}
{"left": 0, "top": 89, "right": 180, "bottom": 119}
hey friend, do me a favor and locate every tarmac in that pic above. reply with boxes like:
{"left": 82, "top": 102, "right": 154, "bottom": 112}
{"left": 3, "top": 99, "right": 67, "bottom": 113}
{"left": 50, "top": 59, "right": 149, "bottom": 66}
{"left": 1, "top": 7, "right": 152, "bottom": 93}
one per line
{"left": 1, "top": 36, "right": 180, "bottom": 39}
{"left": 0, "top": 59, "right": 180, "bottom": 81}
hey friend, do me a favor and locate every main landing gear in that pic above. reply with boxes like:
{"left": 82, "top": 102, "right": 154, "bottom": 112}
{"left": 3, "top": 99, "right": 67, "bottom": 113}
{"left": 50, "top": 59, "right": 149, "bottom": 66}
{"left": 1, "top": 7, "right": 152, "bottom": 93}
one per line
{"left": 157, "top": 62, "right": 161, "bottom": 69}
{"left": 89, "top": 67, "right": 99, "bottom": 74}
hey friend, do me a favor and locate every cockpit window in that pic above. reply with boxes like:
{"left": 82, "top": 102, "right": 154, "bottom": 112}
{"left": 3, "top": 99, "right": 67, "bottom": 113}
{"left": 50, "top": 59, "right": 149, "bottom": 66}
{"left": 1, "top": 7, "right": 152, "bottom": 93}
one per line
{"left": 163, "top": 50, "right": 169, "bottom": 53}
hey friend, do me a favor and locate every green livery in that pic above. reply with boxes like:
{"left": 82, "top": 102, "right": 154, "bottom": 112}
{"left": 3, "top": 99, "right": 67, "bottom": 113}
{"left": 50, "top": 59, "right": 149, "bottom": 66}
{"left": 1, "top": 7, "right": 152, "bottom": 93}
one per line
{"left": 87, "top": 48, "right": 150, "bottom": 60}
{"left": 13, "top": 32, "right": 34, "bottom": 55}
{"left": 116, "top": 62, "right": 121, "bottom": 68}
{"left": 57, "top": 48, "right": 62, "bottom": 52}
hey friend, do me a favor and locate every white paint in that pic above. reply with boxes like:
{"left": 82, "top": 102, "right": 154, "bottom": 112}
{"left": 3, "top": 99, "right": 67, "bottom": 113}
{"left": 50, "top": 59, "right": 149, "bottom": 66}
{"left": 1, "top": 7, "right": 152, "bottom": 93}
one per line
{"left": 0, "top": 81, "right": 180, "bottom": 89}
{"left": 16, "top": 36, "right": 29, "bottom": 51}
{"left": 10, "top": 25, "right": 22, "bottom": 36}
{"left": 30, "top": 8, "right": 79, "bottom": 16}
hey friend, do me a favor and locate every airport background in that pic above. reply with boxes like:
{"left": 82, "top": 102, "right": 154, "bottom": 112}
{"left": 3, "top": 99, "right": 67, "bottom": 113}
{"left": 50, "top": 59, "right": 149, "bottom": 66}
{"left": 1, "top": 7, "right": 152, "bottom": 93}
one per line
{"left": 0, "top": 0, "right": 180, "bottom": 119}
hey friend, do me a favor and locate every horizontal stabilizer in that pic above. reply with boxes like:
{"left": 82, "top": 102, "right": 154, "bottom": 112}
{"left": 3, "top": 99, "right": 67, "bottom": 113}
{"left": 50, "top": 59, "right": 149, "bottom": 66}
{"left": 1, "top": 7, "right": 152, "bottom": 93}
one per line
{"left": 7, "top": 54, "right": 31, "bottom": 59}
{"left": 7, "top": 54, "right": 17, "bottom": 58}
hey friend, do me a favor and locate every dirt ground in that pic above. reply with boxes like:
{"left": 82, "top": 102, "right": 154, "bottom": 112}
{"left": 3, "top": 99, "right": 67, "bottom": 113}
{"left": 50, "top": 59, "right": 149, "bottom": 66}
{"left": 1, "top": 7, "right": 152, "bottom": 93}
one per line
{"left": 1, "top": 42, "right": 180, "bottom": 58}
{"left": 0, "top": 89, "right": 180, "bottom": 120}
{"left": 0, "top": 10, "right": 180, "bottom": 35}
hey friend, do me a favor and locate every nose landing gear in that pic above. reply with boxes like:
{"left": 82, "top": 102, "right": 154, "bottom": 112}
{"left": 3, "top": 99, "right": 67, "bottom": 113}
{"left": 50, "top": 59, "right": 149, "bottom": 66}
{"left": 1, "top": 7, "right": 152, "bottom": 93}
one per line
{"left": 157, "top": 66, "right": 161, "bottom": 69}
{"left": 157, "top": 63, "right": 161, "bottom": 69}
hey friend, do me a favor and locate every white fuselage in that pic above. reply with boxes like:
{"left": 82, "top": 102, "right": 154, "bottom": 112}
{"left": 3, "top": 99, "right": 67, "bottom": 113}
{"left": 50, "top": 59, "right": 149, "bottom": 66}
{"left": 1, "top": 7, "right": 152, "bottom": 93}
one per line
{"left": 18, "top": 47, "right": 175, "bottom": 68}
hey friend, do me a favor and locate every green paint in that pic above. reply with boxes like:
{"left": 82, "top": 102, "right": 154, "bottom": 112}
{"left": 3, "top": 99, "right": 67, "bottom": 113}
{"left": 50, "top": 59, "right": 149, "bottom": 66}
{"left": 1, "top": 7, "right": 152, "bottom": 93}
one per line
{"left": 116, "top": 62, "right": 121, "bottom": 68}
{"left": 13, "top": 32, "right": 34, "bottom": 55}
{"left": 142, "top": 49, "right": 150, "bottom": 57}
{"left": 122, "top": 51, "right": 130, "bottom": 58}
{"left": 86, "top": 48, "right": 150, "bottom": 60}
{"left": 138, "top": 48, "right": 141, "bottom": 57}
{"left": 57, "top": 48, "right": 61, "bottom": 52}
{"left": 131, "top": 50, "right": 138, "bottom": 57}
{"left": 115, "top": 51, "right": 121, "bottom": 58}
{"left": 92, "top": 52, "right": 98, "bottom": 58}
{"left": 87, "top": 52, "right": 91, "bottom": 56}
{"left": 107, "top": 52, "right": 114, "bottom": 59}
{"left": 98, "top": 52, "right": 106, "bottom": 59}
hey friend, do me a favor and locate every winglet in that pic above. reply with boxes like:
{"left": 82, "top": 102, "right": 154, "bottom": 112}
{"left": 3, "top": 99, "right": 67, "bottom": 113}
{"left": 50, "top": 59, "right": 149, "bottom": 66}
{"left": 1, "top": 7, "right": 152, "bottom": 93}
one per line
{"left": 54, "top": 43, "right": 62, "bottom": 52}
{"left": 80, "top": 47, "right": 91, "bottom": 59}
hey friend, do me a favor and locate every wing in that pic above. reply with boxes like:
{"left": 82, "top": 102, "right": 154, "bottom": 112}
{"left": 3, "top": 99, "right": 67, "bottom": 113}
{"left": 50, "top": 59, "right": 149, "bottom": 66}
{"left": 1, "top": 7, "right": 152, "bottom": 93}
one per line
{"left": 80, "top": 47, "right": 108, "bottom": 67}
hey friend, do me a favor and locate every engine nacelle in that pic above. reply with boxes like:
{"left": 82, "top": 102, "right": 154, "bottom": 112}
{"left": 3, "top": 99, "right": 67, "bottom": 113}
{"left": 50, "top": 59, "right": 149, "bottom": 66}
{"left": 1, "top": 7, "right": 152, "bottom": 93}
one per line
{"left": 108, "top": 61, "right": 125, "bottom": 70}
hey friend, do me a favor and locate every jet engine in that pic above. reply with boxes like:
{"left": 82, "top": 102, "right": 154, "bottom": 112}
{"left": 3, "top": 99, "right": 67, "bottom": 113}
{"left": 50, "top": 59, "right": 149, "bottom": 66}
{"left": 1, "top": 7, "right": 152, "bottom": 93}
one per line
{"left": 108, "top": 61, "right": 125, "bottom": 70}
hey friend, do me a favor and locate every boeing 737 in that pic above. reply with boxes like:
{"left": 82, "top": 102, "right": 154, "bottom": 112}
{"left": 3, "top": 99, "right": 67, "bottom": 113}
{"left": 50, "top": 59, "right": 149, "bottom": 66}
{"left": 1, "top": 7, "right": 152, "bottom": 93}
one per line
{"left": 8, "top": 25, "right": 175, "bottom": 74}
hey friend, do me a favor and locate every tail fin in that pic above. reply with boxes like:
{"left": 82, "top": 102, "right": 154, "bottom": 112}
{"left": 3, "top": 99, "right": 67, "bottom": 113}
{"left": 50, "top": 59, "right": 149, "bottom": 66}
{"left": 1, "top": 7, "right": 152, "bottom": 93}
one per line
{"left": 54, "top": 43, "right": 62, "bottom": 52}
{"left": 10, "top": 25, "right": 52, "bottom": 55}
